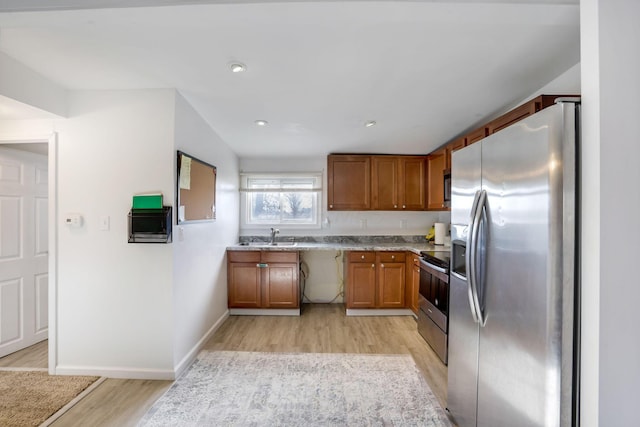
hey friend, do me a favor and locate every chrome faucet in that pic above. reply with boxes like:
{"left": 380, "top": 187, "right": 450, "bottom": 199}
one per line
{"left": 269, "top": 228, "right": 280, "bottom": 245}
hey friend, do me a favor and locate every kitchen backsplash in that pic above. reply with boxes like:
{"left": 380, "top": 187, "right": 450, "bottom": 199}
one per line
{"left": 240, "top": 211, "right": 451, "bottom": 237}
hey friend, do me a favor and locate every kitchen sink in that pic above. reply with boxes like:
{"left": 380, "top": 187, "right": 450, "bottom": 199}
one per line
{"left": 238, "top": 242, "right": 297, "bottom": 247}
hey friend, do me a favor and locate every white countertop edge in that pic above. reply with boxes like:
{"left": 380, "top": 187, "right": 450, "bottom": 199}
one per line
{"left": 226, "top": 242, "right": 451, "bottom": 254}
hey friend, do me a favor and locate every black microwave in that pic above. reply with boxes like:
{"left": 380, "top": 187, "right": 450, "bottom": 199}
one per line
{"left": 443, "top": 169, "right": 451, "bottom": 207}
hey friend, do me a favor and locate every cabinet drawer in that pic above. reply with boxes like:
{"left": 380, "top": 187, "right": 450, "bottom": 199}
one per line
{"left": 261, "top": 251, "right": 299, "bottom": 263}
{"left": 377, "top": 252, "right": 406, "bottom": 263}
{"left": 348, "top": 251, "right": 375, "bottom": 263}
{"left": 228, "top": 251, "right": 261, "bottom": 263}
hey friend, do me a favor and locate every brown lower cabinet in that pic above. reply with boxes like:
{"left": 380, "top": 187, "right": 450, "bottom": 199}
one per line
{"left": 345, "top": 251, "right": 406, "bottom": 309}
{"left": 227, "top": 251, "right": 299, "bottom": 309}
{"left": 407, "top": 254, "right": 420, "bottom": 314}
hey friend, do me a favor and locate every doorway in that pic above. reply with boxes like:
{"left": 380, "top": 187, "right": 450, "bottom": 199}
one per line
{"left": 0, "top": 137, "right": 57, "bottom": 373}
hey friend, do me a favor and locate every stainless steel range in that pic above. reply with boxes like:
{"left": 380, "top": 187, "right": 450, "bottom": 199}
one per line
{"left": 417, "top": 250, "right": 450, "bottom": 364}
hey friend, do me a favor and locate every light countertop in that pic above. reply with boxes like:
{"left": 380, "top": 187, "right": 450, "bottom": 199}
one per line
{"left": 226, "top": 242, "right": 451, "bottom": 255}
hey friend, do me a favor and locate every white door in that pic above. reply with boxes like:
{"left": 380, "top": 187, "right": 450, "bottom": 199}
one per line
{"left": 0, "top": 147, "right": 48, "bottom": 357}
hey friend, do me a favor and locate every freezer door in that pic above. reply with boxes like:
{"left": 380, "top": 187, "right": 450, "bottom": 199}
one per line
{"left": 447, "top": 140, "right": 482, "bottom": 427}
{"left": 451, "top": 141, "right": 482, "bottom": 227}
{"left": 476, "top": 103, "right": 576, "bottom": 427}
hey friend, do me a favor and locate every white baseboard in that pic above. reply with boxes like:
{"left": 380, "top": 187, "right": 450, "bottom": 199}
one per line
{"left": 346, "top": 308, "right": 414, "bottom": 317}
{"left": 53, "top": 311, "right": 231, "bottom": 381}
{"left": 173, "top": 309, "right": 230, "bottom": 378}
{"left": 54, "top": 366, "right": 176, "bottom": 380}
{"left": 229, "top": 308, "right": 300, "bottom": 316}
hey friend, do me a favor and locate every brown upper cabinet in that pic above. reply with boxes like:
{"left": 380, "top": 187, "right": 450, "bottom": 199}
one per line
{"left": 327, "top": 154, "right": 371, "bottom": 210}
{"left": 426, "top": 148, "right": 447, "bottom": 210}
{"left": 329, "top": 154, "right": 426, "bottom": 211}
{"left": 465, "top": 126, "right": 489, "bottom": 147}
{"left": 488, "top": 95, "right": 573, "bottom": 135}
{"left": 371, "top": 156, "right": 426, "bottom": 210}
{"left": 445, "top": 137, "right": 466, "bottom": 169}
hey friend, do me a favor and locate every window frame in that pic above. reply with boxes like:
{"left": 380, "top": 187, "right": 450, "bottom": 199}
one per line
{"left": 240, "top": 172, "right": 323, "bottom": 230}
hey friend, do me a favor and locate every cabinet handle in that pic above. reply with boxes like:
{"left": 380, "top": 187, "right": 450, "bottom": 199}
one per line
{"left": 402, "top": 205, "right": 406, "bottom": 209}
{"left": 394, "top": 204, "right": 398, "bottom": 208}
{"left": 371, "top": 264, "right": 375, "bottom": 268}
{"left": 381, "top": 264, "right": 385, "bottom": 268}
{"left": 361, "top": 255, "right": 365, "bottom": 260}
{"left": 256, "top": 263, "right": 269, "bottom": 268}
{"left": 391, "top": 255, "right": 395, "bottom": 260}
{"left": 329, "top": 204, "right": 333, "bottom": 209}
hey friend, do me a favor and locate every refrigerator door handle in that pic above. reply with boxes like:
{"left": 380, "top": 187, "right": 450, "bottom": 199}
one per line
{"left": 466, "top": 190, "right": 482, "bottom": 323}
{"left": 469, "top": 190, "right": 487, "bottom": 325}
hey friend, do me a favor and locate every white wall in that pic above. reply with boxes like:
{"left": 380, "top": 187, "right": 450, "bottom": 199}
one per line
{"left": 53, "top": 90, "right": 176, "bottom": 377}
{"left": 172, "top": 92, "right": 239, "bottom": 373}
{"left": 0, "top": 51, "right": 67, "bottom": 117}
{"left": 581, "top": 1, "right": 640, "bottom": 426}
{"left": 1, "top": 89, "right": 239, "bottom": 379}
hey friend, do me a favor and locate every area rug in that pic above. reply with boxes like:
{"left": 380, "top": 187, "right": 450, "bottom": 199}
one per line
{"left": 138, "top": 351, "right": 452, "bottom": 426}
{"left": 0, "top": 370, "right": 101, "bottom": 427}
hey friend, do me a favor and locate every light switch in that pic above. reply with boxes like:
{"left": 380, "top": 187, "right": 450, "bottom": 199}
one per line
{"left": 99, "top": 215, "right": 110, "bottom": 231}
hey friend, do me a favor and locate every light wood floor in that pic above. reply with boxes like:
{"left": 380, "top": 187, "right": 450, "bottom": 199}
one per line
{"left": 0, "top": 304, "right": 448, "bottom": 426}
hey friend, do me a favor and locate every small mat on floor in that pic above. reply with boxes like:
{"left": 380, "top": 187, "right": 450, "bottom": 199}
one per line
{"left": 139, "top": 351, "right": 452, "bottom": 426}
{"left": 0, "top": 370, "right": 99, "bottom": 427}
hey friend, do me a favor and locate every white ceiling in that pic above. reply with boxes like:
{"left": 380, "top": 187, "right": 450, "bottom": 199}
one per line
{"left": 0, "top": 1, "right": 580, "bottom": 158}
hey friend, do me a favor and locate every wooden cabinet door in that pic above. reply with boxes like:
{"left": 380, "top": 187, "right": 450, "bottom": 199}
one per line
{"left": 263, "top": 263, "right": 299, "bottom": 308}
{"left": 327, "top": 155, "right": 371, "bottom": 210}
{"left": 371, "top": 156, "right": 399, "bottom": 210}
{"left": 377, "top": 262, "right": 405, "bottom": 308}
{"left": 488, "top": 101, "right": 537, "bottom": 134}
{"left": 346, "top": 261, "right": 376, "bottom": 308}
{"left": 399, "top": 156, "right": 426, "bottom": 210}
{"left": 445, "top": 137, "right": 466, "bottom": 169}
{"left": 426, "top": 149, "right": 446, "bottom": 210}
{"left": 228, "top": 262, "right": 261, "bottom": 308}
{"left": 466, "top": 126, "right": 488, "bottom": 146}
{"left": 407, "top": 254, "right": 420, "bottom": 314}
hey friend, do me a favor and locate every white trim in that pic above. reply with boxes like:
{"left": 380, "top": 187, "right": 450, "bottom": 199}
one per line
{"left": 346, "top": 308, "right": 415, "bottom": 316}
{"left": 240, "top": 172, "right": 323, "bottom": 178}
{"left": 48, "top": 133, "right": 58, "bottom": 376}
{"left": 229, "top": 308, "right": 301, "bottom": 316}
{"left": 173, "top": 310, "right": 230, "bottom": 378}
{"left": 54, "top": 366, "right": 176, "bottom": 380}
{"left": 240, "top": 188, "right": 322, "bottom": 193}
{"left": 240, "top": 171, "right": 323, "bottom": 230}
{"left": 0, "top": 134, "right": 58, "bottom": 375}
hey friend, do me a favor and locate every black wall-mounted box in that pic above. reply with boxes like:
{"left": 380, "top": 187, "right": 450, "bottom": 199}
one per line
{"left": 128, "top": 206, "right": 172, "bottom": 243}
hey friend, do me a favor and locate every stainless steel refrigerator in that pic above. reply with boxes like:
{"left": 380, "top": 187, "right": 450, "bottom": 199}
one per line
{"left": 447, "top": 99, "right": 580, "bottom": 427}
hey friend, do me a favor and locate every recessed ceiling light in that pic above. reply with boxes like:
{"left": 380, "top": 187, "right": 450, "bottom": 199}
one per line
{"left": 365, "top": 120, "right": 377, "bottom": 128}
{"left": 255, "top": 120, "right": 268, "bottom": 126}
{"left": 229, "top": 62, "right": 246, "bottom": 73}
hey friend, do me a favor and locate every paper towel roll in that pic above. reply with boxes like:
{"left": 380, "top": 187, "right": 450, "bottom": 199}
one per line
{"left": 434, "top": 222, "right": 446, "bottom": 245}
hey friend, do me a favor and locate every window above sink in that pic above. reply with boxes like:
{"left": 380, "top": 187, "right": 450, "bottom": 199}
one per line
{"left": 240, "top": 172, "right": 322, "bottom": 230}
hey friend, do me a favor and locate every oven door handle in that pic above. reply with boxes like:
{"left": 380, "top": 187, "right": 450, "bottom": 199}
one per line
{"left": 419, "top": 259, "right": 448, "bottom": 274}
